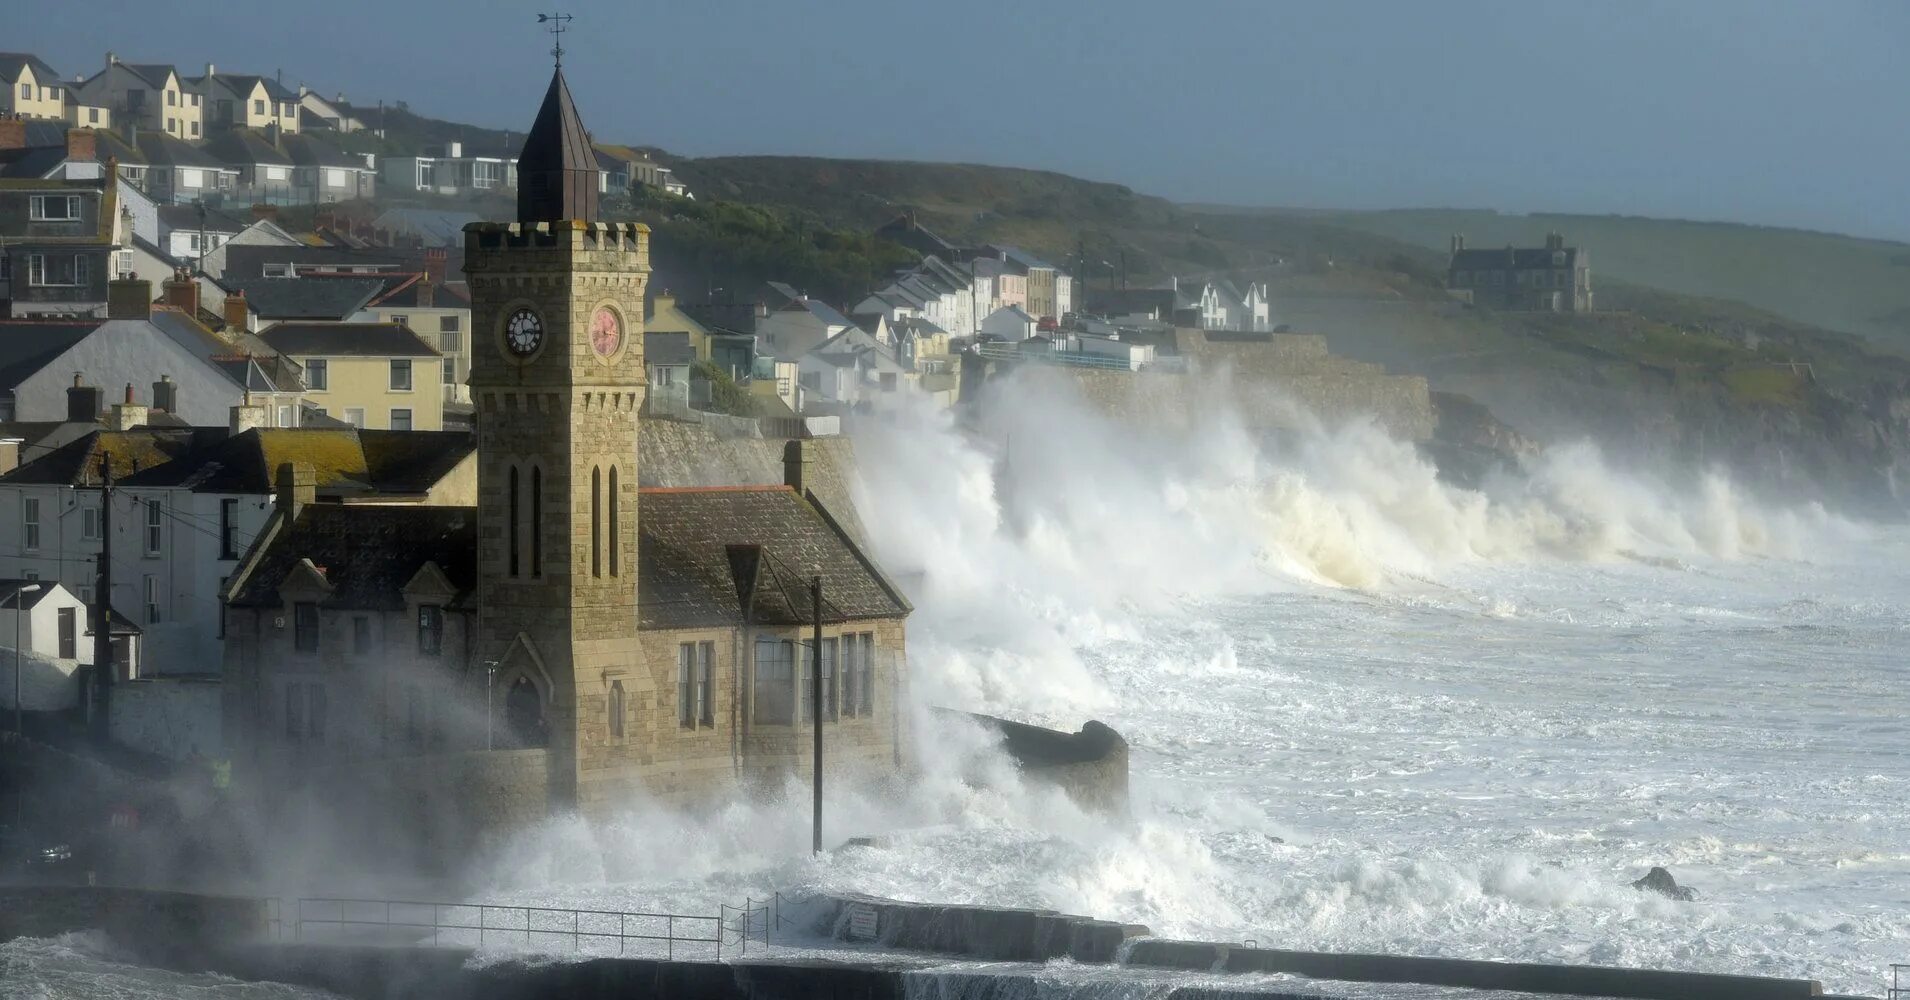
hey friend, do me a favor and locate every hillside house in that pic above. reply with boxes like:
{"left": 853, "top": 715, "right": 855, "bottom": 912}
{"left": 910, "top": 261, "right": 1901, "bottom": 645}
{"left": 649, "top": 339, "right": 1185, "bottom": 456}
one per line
{"left": 1447, "top": 233, "right": 1592, "bottom": 313}
{"left": 1, "top": 53, "right": 67, "bottom": 121}
{"left": 258, "top": 321, "right": 444, "bottom": 430}
{"left": 73, "top": 57, "right": 202, "bottom": 140}
{"left": 187, "top": 68, "right": 301, "bottom": 136}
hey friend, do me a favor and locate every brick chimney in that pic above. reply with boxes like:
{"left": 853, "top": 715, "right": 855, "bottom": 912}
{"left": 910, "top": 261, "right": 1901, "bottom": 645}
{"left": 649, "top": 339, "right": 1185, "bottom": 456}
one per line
{"left": 416, "top": 275, "right": 435, "bottom": 308}
{"left": 0, "top": 118, "right": 25, "bottom": 152}
{"left": 275, "top": 461, "right": 316, "bottom": 516}
{"left": 230, "top": 399, "right": 268, "bottom": 435}
{"left": 67, "top": 375, "right": 103, "bottom": 423}
{"left": 151, "top": 374, "right": 178, "bottom": 413}
{"left": 422, "top": 247, "right": 447, "bottom": 285}
{"left": 65, "top": 128, "right": 96, "bottom": 162}
{"left": 107, "top": 382, "right": 148, "bottom": 431}
{"left": 107, "top": 278, "right": 153, "bottom": 320}
{"left": 782, "top": 439, "right": 810, "bottom": 494}
{"left": 162, "top": 269, "right": 199, "bottom": 316}
{"left": 222, "top": 289, "right": 249, "bottom": 333}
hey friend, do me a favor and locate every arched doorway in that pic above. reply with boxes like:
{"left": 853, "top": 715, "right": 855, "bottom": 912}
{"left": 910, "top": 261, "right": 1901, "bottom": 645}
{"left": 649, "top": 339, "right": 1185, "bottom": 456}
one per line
{"left": 505, "top": 677, "right": 546, "bottom": 748}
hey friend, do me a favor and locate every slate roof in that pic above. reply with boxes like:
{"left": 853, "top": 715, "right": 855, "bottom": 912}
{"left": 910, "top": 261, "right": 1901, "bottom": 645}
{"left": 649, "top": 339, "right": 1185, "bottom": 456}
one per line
{"left": 0, "top": 322, "right": 100, "bottom": 392}
{"left": 644, "top": 331, "right": 696, "bottom": 368}
{"left": 228, "top": 505, "right": 478, "bottom": 610}
{"left": 228, "top": 278, "right": 386, "bottom": 321}
{"left": 227, "top": 486, "right": 911, "bottom": 625}
{"left": 136, "top": 132, "right": 228, "bottom": 169}
{"left": 118, "top": 427, "right": 474, "bottom": 496}
{"left": 640, "top": 486, "right": 910, "bottom": 629}
{"left": 222, "top": 244, "right": 409, "bottom": 281}
{"left": 1451, "top": 245, "right": 1583, "bottom": 271}
{"left": 258, "top": 322, "right": 439, "bottom": 357}
{"left": 0, "top": 578, "right": 60, "bottom": 610}
{"left": 280, "top": 133, "right": 362, "bottom": 169}
{"left": 0, "top": 428, "right": 230, "bottom": 486}
{"left": 0, "top": 53, "right": 62, "bottom": 84}
{"left": 0, "top": 146, "right": 69, "bottom": 180}
{"left": 120, "top": 64, "right": 180, "bottom": 90}
{"left": 156, "top": 203, "right": 248, "bottom": 234}
{"left": 202, "top": 129, "right": 293, "bottom": 168}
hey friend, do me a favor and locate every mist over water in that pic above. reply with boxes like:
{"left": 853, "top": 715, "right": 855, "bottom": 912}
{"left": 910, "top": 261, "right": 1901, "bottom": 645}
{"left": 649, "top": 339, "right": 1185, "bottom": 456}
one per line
{"left": 461, "top": 377, "right": 1903, "bottom": 996}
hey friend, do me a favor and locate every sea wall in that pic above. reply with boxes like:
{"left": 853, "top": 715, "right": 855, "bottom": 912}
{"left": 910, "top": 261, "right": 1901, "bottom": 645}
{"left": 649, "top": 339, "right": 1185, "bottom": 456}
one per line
{"left": 108, "top": 675, "right": 223, "bottom": 761}
{"left": 811, "top": 892, "right": 1148, "bottom": 964}
{"left": 0, "top": 885, "right": 266, "bottom": 965}
{"left": 960, "top": 713, "right": 1129, "bottom": 814}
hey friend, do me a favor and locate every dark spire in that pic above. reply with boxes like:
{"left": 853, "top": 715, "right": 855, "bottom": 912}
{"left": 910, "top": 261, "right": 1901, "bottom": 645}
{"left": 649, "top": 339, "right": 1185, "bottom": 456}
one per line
{"left": 516, "top": 67, "right": 599, "bottom": 224}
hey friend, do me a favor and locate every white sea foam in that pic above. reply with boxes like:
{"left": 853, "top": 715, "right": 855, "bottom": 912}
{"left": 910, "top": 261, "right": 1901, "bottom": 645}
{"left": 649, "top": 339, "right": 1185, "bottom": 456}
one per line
{"left": 463, "top": 385, "right": 1901, "bottom": 996}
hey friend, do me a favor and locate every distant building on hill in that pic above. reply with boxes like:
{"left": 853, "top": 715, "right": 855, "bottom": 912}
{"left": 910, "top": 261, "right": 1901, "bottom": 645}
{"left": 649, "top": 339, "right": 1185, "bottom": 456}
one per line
{"left": 1446, "top": 232, "right": 1592, "bottom": 313}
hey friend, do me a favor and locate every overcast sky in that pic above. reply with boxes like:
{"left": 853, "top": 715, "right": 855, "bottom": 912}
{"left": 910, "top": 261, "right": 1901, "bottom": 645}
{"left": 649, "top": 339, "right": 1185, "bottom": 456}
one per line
{"left": 27, "top": 1, "right": 1910, "bottom": 241}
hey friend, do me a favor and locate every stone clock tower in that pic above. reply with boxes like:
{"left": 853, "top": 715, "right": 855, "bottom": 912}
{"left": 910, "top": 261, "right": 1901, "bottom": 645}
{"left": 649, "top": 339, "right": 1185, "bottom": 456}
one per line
{"left": 463, "top": 65, "right": 649, "bottom": 808}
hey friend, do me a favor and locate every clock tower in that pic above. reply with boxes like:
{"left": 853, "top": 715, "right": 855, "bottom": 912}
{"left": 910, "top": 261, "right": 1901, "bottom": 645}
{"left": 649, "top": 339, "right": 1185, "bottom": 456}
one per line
{"left": 463, "top": 64, "right": 648, "bottom": 808}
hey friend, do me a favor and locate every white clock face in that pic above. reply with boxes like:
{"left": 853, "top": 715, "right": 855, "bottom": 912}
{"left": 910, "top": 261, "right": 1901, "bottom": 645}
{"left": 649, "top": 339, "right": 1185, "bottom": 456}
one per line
{"left": 506, "top": 308, "right": 543, "bottom": 357}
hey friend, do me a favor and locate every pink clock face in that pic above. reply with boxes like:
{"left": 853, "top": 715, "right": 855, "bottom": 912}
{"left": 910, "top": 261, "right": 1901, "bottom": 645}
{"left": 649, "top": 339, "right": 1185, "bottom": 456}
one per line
{"left": 590, "top": 307, "right": 622, "bottom": 358}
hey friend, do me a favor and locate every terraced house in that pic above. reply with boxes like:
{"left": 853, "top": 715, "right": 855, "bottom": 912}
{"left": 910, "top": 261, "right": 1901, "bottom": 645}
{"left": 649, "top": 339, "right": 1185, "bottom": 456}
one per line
{"left": 74, "top": 55, "right": 203, "bottom": 140}
{"left": 0, "top": 52, "right": 67, "bottom": 121}
{"left": 0, "top": 152, "right": 125, "bottom": 318}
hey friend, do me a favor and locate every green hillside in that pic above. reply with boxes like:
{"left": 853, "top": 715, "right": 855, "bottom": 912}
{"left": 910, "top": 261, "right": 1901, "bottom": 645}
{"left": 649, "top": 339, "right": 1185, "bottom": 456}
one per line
{"left": 1301, "top": 208, "right": 1910, "bottom": 351}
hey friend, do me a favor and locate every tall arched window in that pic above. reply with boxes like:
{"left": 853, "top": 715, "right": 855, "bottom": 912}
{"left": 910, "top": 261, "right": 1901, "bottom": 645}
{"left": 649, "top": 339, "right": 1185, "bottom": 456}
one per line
{"left": 607, "top": 466, "right": 619, "bottom": 577}
{"left": 507, "top": 466, "right": 520, "bottom": 577}
{"left": 590, "top": 466, "right": 602, "bottom": 579}
{"left": 529, "top": 466, "right": 543, "bottom": 577}
{"left": 608, "top": 679, "right": 625, "bottom": 739}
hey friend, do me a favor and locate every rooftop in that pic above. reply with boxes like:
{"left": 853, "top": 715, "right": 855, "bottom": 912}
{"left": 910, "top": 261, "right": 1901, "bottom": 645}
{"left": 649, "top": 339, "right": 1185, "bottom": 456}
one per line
{"left": 258, "top": 322, "right": 440, "bottom": 358}
{"left": 227, "top": 277, "right": 387, "bottom": 321}
{"left": 118, "top": 427, "right": 474, "bottom": 496}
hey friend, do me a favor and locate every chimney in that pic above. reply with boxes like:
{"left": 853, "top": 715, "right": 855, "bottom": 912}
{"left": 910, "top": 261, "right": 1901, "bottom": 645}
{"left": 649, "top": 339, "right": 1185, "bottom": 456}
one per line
{"left": 107, "top": 396, "right": 149, "bottom": 432}
{"left": 67, "top": 376, "right": 103, "bottom": 423}
{"left": 64, "top": 128, "right": 97, "bottom": 162}
{"left": 107, "top": 278, "right": 153, "bottom": 320}
{"left": 0, "top": 118, "right": 25, "bottom": 151}
{"left": 783, "top": 439, "right": 811, "bottom": 495}
{"left": 204, "top": 62, "right": 216, "bottom": 79}
{"left": 422, "top": 247, "right": 447, "bottom": 285}
{"left": 151, "top": 375, "right": 177, "bottom": 413}
{"left": 162, "top": 269, "right": 199, "bottom": 316}
{"left": 230, "top": 401, "right": 268, "bottom": 435}
{"left": 222, "top": 289, "right": 249, "bottom": 333}
{"left": 274, "top": 461, "right": 316, "bottom": 517}
{"left": 106, "top": 51, "right": 118, "bottom": 67}
{"left": 416, "top": 276, "right": 435, "bottom": 308}
{"left": 1506, "top": 245, "right": 1517, "bottom": 267}
{"left": 1450, "top": 234, "right": 1464, "bottom": 255}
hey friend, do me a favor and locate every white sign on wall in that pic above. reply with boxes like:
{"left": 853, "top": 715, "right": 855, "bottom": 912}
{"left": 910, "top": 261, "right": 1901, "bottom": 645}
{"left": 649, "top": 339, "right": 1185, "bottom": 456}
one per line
{"left": 845, "top": 904, "right": 879, "bottom": 941}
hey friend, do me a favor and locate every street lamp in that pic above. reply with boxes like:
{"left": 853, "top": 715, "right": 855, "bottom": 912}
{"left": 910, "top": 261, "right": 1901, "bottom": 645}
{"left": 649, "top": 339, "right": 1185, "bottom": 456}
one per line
{"left": 483, "top": 660, "right": 499, "bottom": 750}
{"left": 10, "top": 583, "right": 42, "bottom": 740}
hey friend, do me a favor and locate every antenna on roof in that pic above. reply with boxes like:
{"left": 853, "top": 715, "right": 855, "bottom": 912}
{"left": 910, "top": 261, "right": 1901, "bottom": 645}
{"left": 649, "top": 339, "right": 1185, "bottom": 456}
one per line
{"left": 537, "top": 12, "right": 574, "bottom": 69}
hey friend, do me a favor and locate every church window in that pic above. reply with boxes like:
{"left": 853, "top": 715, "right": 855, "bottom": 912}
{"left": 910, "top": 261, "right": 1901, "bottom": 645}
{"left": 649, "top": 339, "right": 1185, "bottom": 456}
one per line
{"left": 698, "top": 643, "right": 714, "bottom": 726}
{"left": 607, "top": 466, "right": 619, "bottom": 577}
{"left": 508, "top": 466, "right": 520, "bottom": 577}
{"left": 417, "top": 604, "right": 443, "bottom": 656}
{"left": 590, "top": 467, "right": 602, "bottom": 578}
{"left": 752, "top": 638, "right": 795, "bottom": 725}
{"left": 856, "top": 633, "right": 875, "bottom": 715}
{"left": 678, "top": 644, "right": 694, "bottom": 727}
{"left": 530, "top": 467, "right": 543, "bottom": 576}
{"left": 294, "top": 601, "right": 319, "bottom": 653}
{"left": 608, "top": 680, "right": 625, "bottom": 738}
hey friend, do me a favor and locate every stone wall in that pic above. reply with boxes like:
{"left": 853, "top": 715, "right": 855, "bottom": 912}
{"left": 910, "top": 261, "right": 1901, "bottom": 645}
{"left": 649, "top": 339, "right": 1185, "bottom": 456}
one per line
{"left": 109, "top": 675, "right": 222, "bottom": 761}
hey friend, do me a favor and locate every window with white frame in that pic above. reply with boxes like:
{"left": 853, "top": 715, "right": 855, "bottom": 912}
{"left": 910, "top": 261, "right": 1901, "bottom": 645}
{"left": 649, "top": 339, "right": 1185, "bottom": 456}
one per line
{"left": 144, "top": 574, "right": 160, "bottom": 624}
{"left": 305, "top": 358, "right": 327, "bottom": 390}
{"left": 28, "top": 195, "right": 81, "bottom": 221}
{"left": 219, "top": 497, "right": 240, "bottom": 559}
{"left": 389, "top": 359, "right": 412, "bottom": 390}
{"left": 81, "top": 505, "right": 99, "bottom": 540}
{"left": 21, "top": 497, "right": 39, "bottom": 550}
{"left": 752, "top": 637, "right": 794, "bottom": 725}
{"left": 343, "top": 408, "right": 364, "bottom": 428}
{"left": 389, "top": 408, "right": 412, "bottom": 431}
{"left": 276, "top": 405, "right": 293, "bottom": 428}
{"left": 678, "top": 641, "right": 715, "bottom": 727}
{"left": 442, "top": 359, "right": 456, "bottom": 385}
{"left": 26, "top": 253, "right": 88, "bottom": 287}
{"left": 144, "top": 499, "right": 162, "bottom": 555}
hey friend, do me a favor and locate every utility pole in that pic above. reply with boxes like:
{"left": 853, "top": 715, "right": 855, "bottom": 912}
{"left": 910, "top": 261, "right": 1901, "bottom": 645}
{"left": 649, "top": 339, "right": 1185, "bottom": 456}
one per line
{"left": 811, "top": 574, "right": 823, "bottom": 855}
{"left": 92, "top": 452, "right": 113, "bottom": 744}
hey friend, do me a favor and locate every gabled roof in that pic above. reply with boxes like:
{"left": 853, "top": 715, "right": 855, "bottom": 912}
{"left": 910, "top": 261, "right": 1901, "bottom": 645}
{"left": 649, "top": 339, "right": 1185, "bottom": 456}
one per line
{"left": 136, "top": 132, "right": 228, "bottom": 169}
{"left": 0, "top": 146, "right": 70, "bottom": 180}
{"left": 228, "top": 505, "right": 478, "bottom": 610}
{"left": 1451, "top": 245, "right": 1583, "bottom": 270}
{"left": 516, "top": 67, "right": 598, "bottom": 224}
{"left": 985, "top": 304, "right": 1035, "bottom": 324}
{"left": 639, "top": 486, "right": 909, "bottom": 628}
{"left": 228, "top": 278, "right": 386, "bottom": 321}
{"left": 0, "top": 322, "right": 102, "bottom": 392}
{"left": 201, "top": 129, "right": 293, "bottom": 168}
{"left": 0, "top": 427, "right": 230, "bottom": 487}
{"left": 156, "top": 203, "right": 248, "bottom": 234}
{"left": 279, "top": 132, "right": 362, "bottom": 169}
{"left": 122, "top": 64, "right": 181, "bottom": 90}
{"left": 0, "top": 53, "right": 61, "bottom": 84}
{"left": 258, "top": 322, "right": 440, "bottom": 357}
{"left": 644, "top": 331, "right": 697, "bottom": 368}
{"left": 0, "top": 578, "right": 63, "bottom": 610}
{"left": 91, "top": 129, "right": 147, "bottom": 167}
{"left": 118, "top": 427, "right": 474, "bottom": 496}
{"left": 221, "top": 244, "right": 409, "bottom": 281}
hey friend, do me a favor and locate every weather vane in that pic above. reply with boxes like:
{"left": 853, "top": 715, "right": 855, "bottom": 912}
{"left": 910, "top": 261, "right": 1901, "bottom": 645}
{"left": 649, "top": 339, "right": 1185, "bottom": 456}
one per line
{"left": 537, "top": 11, "right": 574, "bottom": 68}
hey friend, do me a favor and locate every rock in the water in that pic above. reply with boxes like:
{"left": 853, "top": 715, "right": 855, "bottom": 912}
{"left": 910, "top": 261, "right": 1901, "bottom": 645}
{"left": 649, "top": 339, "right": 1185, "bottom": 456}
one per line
{"left": 1631, "top": 866, "right": 1697, "bottom": 901}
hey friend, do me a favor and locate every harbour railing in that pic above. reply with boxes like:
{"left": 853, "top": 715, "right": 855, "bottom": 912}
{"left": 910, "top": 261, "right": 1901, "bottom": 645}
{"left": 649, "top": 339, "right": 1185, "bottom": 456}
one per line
{"left": 281, "top": 895, "right": 775, "bottom": 960}
{"left": 1889, "top": 964, "right": 1908, "bottom": 1000}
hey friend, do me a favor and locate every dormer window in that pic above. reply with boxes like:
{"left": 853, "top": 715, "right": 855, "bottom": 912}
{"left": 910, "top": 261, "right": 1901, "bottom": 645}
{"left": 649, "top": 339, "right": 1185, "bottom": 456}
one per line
{"left": 1552, "top": 251, "right": 1566, "bottom": 267}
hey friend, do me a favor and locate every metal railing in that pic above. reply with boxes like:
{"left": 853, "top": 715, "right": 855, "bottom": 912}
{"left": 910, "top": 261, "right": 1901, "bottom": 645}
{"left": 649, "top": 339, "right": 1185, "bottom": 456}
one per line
{"left": 971, "top": 341, "right": 1186, "bottom": 373}
{"left": 1889, "top": 964, "right": 1908, "bottom": 1000}
{"left": 288, "top": 895, "right": 770, "bottom": 960}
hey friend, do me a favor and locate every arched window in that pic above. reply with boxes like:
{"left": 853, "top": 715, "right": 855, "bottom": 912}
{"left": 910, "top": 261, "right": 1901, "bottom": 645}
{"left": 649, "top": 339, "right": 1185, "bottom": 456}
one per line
{"left": 506, "top": 677, "right": 544, "bottom": 748}
{"left": 529, "top": 466, "right": 542, "bottom": 577}
{"left": 608, "top": 679, "right": 625, "bottom": 738}
{"left": 607, "top": 465, "right": 619, "bottom": 577}
{"left": 590, "top": 466, "right": 602, "bottom": 578}
{"left": 507, "top": 466, "right": 520, "bottom": 577}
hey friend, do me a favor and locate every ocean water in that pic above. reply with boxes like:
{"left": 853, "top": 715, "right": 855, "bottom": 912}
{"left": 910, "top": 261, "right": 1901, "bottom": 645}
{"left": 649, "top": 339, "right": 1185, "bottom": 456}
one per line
{"left": 7, "top": 382, "right": 1907, "bottom": 997}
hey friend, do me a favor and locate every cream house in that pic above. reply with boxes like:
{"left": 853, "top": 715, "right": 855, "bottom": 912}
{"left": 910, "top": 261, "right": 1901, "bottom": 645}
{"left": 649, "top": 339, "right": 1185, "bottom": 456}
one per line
{"left": 259, "top": 322, "right": 445, "bottom": 430}
{"left": 1, "top": 53, "right": 67, "bottom": 121}
{"left": 74, "top": 57, "right": 203, "bottom": 140}
{"left": 188, "top": 68, "right": 301, "bottom": 136}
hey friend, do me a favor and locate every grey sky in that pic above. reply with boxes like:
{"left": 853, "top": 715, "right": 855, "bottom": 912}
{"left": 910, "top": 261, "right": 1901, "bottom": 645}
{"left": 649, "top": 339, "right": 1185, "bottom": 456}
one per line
{"left": 26, "top": 1, "right": 1910, "bottom": 240}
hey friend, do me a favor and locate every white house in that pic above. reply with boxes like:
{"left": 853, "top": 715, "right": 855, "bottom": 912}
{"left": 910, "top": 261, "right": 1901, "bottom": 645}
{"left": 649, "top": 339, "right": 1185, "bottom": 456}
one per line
{"left": 1074, "top": 332, "right": 1154, "bottom": 371}
{"left": 758, "top": 288, "right": 855, "bottom": 359}
{"left": 799, "top": 326, "right": 910, "bottom": 410}
{"left": 981, "top": 304, "right": 1038, "bottom": 343}
{"left": 0, "top": 580, "right": 123, "bottom": 713}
